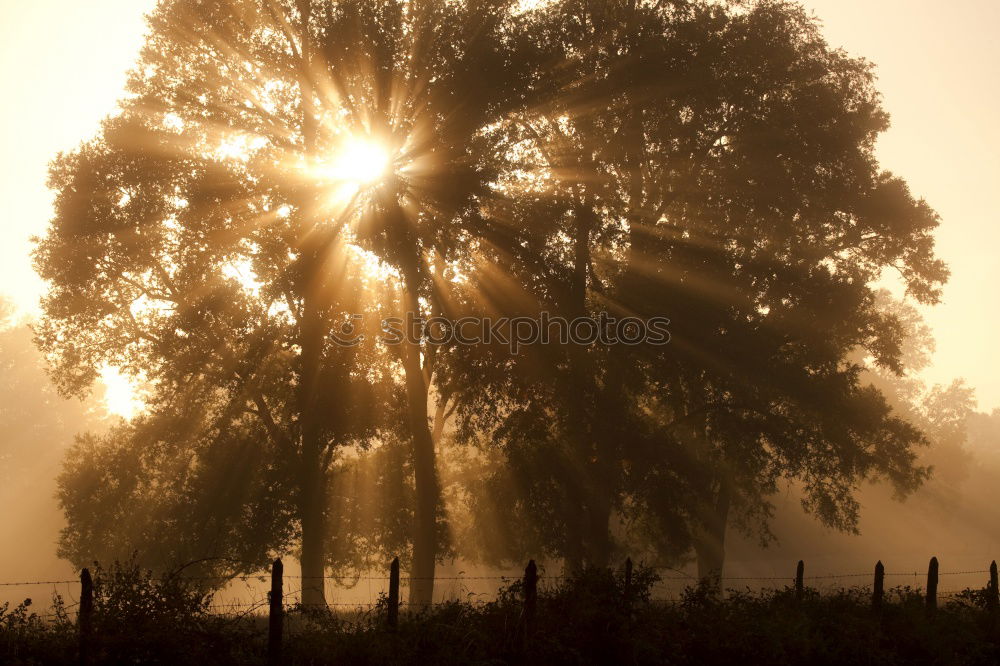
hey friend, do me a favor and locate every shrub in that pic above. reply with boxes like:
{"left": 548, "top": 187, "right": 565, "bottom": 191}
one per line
{"left": 3, "top": 563, "right": 1000, "bottom": 664}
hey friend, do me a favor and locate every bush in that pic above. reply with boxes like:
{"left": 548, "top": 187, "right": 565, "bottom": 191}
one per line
{"left": 3, "top": 563, "right": 1000, "bottom": 664}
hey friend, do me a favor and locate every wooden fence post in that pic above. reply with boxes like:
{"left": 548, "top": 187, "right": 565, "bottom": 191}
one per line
{"left": 523, "top": 560, "right": 538, "bottom": 640}
{"left": 926, "top": 556, "right": 938, "bottom": 612}
{"left": 387, "top": 557, "right": 400, "bottom": 630}
{"left": 872, "top": 560, "right": 884, "bottom": 611}
{"left": 989, "top": 560, "right": 998, "bottom": 620}
{"left": 79, "top": 568, "right": 93, "bottom": 666}
{"left": 268, "top": 558, "right": 283, "bottom": 666}
{"left": 795, "top": 560, "right": 804, "bottom": 602}
{"left": 624, "top": 557, "right": 633, "bottom": 610}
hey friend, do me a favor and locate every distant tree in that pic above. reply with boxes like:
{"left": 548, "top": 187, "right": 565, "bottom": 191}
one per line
{"left": 967, "top": 409, "right": 1000, "bottom": 465}
{"left": 0, "top": 304, "right": 100, "bottom": 487}
{"left": 962, "top": 410, "right": 1000, "bottom": 535}
{"left": 861, "top": 292, "right": 976, "bottom": 512}
{"left": 0, "top": 299, "right": 103, "bottom": 578}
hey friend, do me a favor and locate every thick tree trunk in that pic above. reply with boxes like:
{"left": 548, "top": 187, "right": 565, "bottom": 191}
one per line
{"left": 294, "top": 0, "right": 328, "bottom": 608}
{"left": 694, "top": 530, "right": 725, "bottom": 584}
{"left": 694, "top": 479, "right": 731, "bottom": 590}
{"left": 400, "top": 263, "right": 440, "bottom": 607}
{"left": 569, "top": 205, "right": 615, "bottom": 570}
{"left": 585, "top": 490, "right": 613, "bottom": 568}
{"left": 298, "top": 285, "right": 329, "bottom": 607}
{"left": 299, "top": 437, "right": 328, "bottom": 606}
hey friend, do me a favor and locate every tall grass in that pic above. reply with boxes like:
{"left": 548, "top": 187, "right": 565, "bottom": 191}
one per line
{"left": 2, "top": 561, "right": 999, "bottom": 664}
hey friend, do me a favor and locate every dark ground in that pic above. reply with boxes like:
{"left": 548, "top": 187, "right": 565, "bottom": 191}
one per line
{"left": 3, "top": 565, "right": 999, "bottom": 665}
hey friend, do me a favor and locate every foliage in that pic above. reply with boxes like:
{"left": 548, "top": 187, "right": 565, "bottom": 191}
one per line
{"left": 57, "top": 408, "right": 299, "bottom": 577}
{"left": 4, "top": 564, "right": 1000, "bottom": 665}
{"left": 444, "top": 0, "right": 943, "bottom": 571}
{"left": 38, "top": 0, "right": 946, "bottom": 591}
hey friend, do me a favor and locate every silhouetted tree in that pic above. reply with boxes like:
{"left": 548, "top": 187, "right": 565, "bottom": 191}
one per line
{"left": 37, "top": 0, "right": 422, "bottom": 604}
{"left": 37, "top": 0, "right": 949, "bottom": 598}
{"left": 447, "top": 0, "right": 945, "bottom": 576}
{"left": 36, "top": 0, "right": 553, "bottom": 606}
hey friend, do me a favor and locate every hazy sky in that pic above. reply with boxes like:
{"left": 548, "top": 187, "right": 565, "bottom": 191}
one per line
{"left": 2, "top": 0, "right": 998, "bottom": 410}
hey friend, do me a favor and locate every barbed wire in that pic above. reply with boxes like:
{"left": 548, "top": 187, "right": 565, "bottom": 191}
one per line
{"left": 0, "top": 567, "right": 993, "bottom": 591}
{"left": 885, "top": 570, "right": 990, "bottom": 576}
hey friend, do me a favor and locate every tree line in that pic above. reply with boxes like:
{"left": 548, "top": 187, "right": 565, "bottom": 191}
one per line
{"left": 35, "top": 0, "right": 947, "bottom": 606}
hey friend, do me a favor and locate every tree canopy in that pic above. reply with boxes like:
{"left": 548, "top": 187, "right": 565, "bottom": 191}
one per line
{"left": 39, "top": 0, "right": 946, "bottom": 602}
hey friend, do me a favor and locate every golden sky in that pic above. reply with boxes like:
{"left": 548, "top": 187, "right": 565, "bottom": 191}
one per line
{"left": 1, "top": 0, "right": 997, "bottom": 410}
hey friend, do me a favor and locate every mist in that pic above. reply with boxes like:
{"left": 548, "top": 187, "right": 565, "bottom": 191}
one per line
{"left": 2, "top": 1, "right": 1000, "bottom": 664}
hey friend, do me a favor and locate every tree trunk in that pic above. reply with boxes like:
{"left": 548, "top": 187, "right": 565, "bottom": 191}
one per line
{"left": 694, "top": 479, "right": 731, "bottom": 590}
{"left": 294, "top": 0, "right": 328, "bottom": 608}
{"left": 430, "top": 394, "right": 449, "bottom": 446}
{"left": 296, "top": 295, "right": 329, "bottom": 606}
{"left": 694, "top": 531, "right": 725, "bottom": 585}
{"left": 569, "top": 205, "right": 613, "bottom": 569}
{"left": 298, "top": 281, "right": 329, "bottom": 607}
{"left": 299, "top": 437, "right": 327, "bottom": 606}
{"left": 400, "top": 262, "right": 440, "bottom": 607}
{"left": 585, "top": 490, "right": 613, "bottom": 568}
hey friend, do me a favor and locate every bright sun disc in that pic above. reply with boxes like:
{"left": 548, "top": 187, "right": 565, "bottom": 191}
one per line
{"left": 100, "top": 365, "right": 142, "bottom": 420}
{"left": 328, "top": 137, "right": 390, "bottom": 185}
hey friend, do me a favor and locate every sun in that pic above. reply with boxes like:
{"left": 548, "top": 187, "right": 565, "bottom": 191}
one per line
{"left": 324, "top": 137, "right": 391, "bottom": 186}
{"left": 100, "top": 365, "right": 143, "bottom": 420}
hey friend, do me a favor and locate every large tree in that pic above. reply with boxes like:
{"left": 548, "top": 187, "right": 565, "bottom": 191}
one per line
{"left": 445, "top": 0, "right": 945, "bottom": 574}
{"left": 39, "top": 0, "right": 948, "bottom": 601}
{"left": 36, "top": 0, "right": 548, "bottom": 605}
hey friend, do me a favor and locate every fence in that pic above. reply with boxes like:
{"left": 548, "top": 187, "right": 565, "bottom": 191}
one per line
{"left": 3, "top": 556, "right": 1000, "bottom": 665}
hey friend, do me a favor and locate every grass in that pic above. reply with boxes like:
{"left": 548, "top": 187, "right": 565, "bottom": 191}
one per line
{"left": 2, "top": 562, "right": 999, "bottom": 665}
